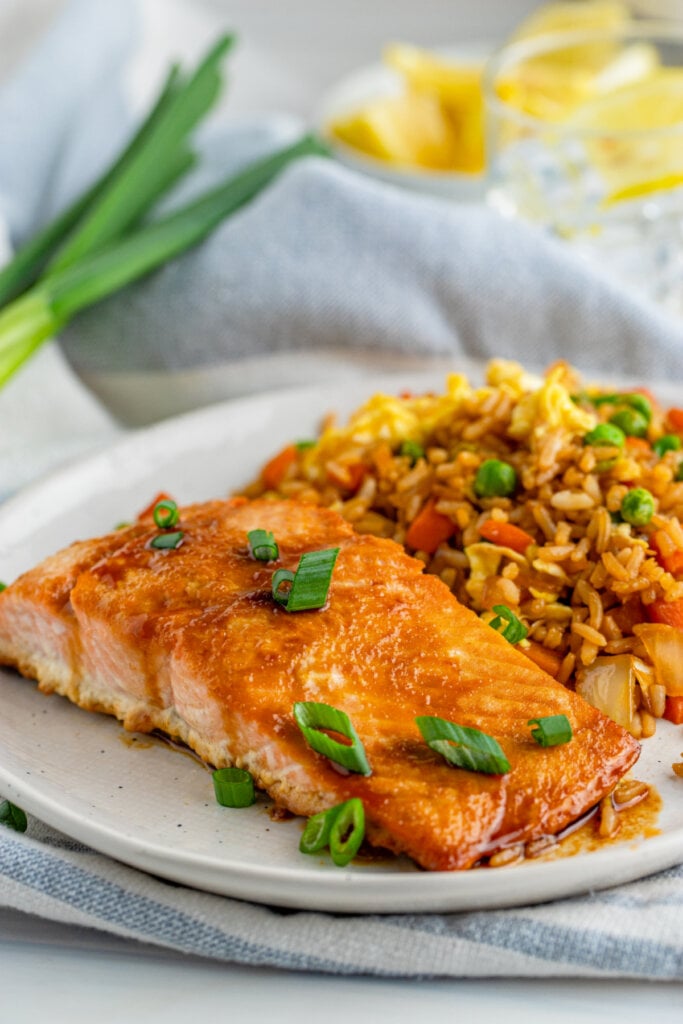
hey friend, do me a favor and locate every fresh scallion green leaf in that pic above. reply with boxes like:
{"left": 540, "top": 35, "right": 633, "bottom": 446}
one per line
{"left": 47, "top": 36, "right": 235, "bottom": 275}
{"left": 293, "top": 701, "right": 371, "bottom": 775}
{"left": 247, "top": 528, "right": 279, "bottom": 561}
{"left": 272, "top": 547, "right": 339, "bottom": 611}
{"left": 489, "top": 604, "right": 528, "bottom": 644}
{"left": 0, "top": 800, "right": 27, "bottom": 832}
{"left": 153, "top": 498, "right": 180, "bottom": 529}
{"left": 528, "top": 715, "right": 573, "bottom": 748}
{"left": 415, "top": 715, "right": 511, "bottom": 774}
{"left": 212, "top": 767, "right": 255, "bottom": 807}
{"left": 150, "top": 530, "right": 184, "bottom": 550}
{"left": 0, "top": 65, "right": 185, "bottom": 308}
{"left": 0, "top": 134, "right": 328, "bottom": 388}
{"left": 295, "top": 440, "right": 316, "bottom": 451}
{"left": 329, "top": 798, "right": 365, "bottom": 867}
{"left": 0, "top": 582, "right": 6, "bottom": 592}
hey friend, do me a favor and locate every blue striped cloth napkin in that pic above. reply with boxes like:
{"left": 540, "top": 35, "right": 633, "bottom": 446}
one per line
{"left": 0, "top": 818, "right": 681, "bottom": 978}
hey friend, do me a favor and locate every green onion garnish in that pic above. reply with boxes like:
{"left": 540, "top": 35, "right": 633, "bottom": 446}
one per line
{"left": 400, "top": 440, "right": 425, "bottom": 464}
{"left": 153, "top": 499, "right": 180, "bottom": 529}
{"left": 295, "top": 440, "right": 316, "bottom": 451}
{"left": 0, "top": 582, "right": 6, "bottom": 592}
{"left": 272, "top": 547, "right": 339, "bottom": 612}
{"left": 0, "top": 800, "right": 27, "bottom": 832}
{"left": 416, "top": 715, "right": 511, "bottom": 775}
{"left": 247, "top": 528, "right": 279, "bottom": 562}
{"left": 489, "top": 604, "right": 528, "bottom": 644}
{"left": 329, "top": 798, "right": 365, "bottom": 867}
{"left": 150, "top": 530, "right": 184, "bottom": 550}
{"left": 299, "top": 806, "right": 339, "bottom": 855}
{"left": 299, "top": 798, "right": 365, "bottom": 867}
{"left": 528, "top": 715, "right": 573, "bottom": 748}
{"left": 293, "top": 701, "right": 371, "bottom": 775}
{"left": 212, "top": 767, "right": 255, "bottom": 807}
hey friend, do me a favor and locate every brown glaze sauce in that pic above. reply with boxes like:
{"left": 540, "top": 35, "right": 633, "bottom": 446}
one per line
{"left": 119, "top": 726, "right": 662, "bottom": 869}
{"left": 538, "top": 784, "right": 662, "bottom": 863}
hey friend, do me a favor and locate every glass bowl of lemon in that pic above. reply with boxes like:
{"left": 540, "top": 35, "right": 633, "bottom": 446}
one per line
{"left": 484, "top": 17, "right": 683, "bottom": 314}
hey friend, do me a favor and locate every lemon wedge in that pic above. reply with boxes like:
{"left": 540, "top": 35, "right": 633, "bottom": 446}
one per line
{"left": 567, "top": 70, "right": 683, "bottom": 203}
{"left": 330, "top": 92, "right": 461, "bottom": 170}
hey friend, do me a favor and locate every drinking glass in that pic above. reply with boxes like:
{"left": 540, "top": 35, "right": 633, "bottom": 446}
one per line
{"left": 484, "top": 22, "right": 683, "bottom": 316}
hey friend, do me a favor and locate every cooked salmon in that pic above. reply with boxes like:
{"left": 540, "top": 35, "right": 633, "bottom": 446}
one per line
{"left": 0, "top": 498, "right": 639, "bottom": 870}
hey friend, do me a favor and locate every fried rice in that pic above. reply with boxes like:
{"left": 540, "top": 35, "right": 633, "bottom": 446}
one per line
{"left": 241, "top": 359, "right": 683, "bottom": 741}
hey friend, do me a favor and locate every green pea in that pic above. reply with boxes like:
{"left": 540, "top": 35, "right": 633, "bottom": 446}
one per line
{"left": 583, "top": 423, "right": 626, "bottom": 448}
{"left": 609, "top": 408, "right": 649, "bottom": 438}
{"left": 474, "top": 459, "right": 517, "bottom": 498}
{"left": 620, "top": 487, "right": 655, "bottom": 527}
{"left": 653, "top": 434, "right": 682, "bottom": 459}
{"left": 623, "top": 394, "right": 652, "bottom": 423}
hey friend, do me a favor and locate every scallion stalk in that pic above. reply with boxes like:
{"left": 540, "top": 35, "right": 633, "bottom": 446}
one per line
{"left": 0, "top": 134, "right": 328, "bottom": 388}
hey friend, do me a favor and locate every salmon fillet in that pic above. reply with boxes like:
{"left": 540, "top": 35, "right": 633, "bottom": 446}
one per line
{"left": 0, "top": 497, "right": 639, "bottom": 870}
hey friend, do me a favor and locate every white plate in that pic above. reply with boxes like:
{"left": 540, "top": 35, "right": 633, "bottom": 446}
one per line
{"left": 1, "top": 371, "right": 683, "bottom": 913}
{"left": 314, "top": 46, "right": 488, "bottom": 203}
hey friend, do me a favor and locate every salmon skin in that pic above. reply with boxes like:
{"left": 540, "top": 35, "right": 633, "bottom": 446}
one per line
{"left": 0, "top": 497, "right": 639, "bottom": 870}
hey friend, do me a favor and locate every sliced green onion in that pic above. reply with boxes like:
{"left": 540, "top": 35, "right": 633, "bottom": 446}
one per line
{"left": 0, "top": 800, "right": 27, "bottom": 832}
{"left": 400, "top": 440, "right": 425, "bottom": 464}
{"left": 150, "top": 530, "right": 184, "bottom": 550}
{"left": 299, "top": 798, "right": 365, "bottom": 866}
{"left": 114, "top": 521, "right": 132, "bottom": 531}
{"left": 272, "top": 547, "right": 339, "bottom": 611}
{"left": 153, "top": 498, "right": 180, "bottom": 529}
{"left": 416, "top": 715, "right": 511, "bottom": 775}
{"left": 247, "top": 528, "right": 279, "bottom": 562}
{"left": 528, "top": 715, "right": 573, "bottom": 748}
{"left": 474, "top": 459, "right": 517, "bottom": 498}
{"left": 489, "top": 604, "right": 528, "bottom": 644}
{"left": 299, "top": 805, "right": 340, "bottom": 855}
{"left": 295, "top": 440, "right": 316, "bottom": 451}
{"left": 212, "top": 767, "right": 255, "bottom": 807}
{"left": 653, "top": 434, "right": 681, "bottom": 458}
{"left": 0, "top": 582, "right": 6, "bottom": 592}
{"left": 329, "top": 798, "right": 365, "bottom": 867}
{"left": 293, "top": 701, "right": 371, "bottom": 775}
{"left": 620, "top": 487, "right": 655, "bottom": 527}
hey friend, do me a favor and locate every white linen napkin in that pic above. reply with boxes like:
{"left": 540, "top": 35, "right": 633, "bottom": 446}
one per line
{"left": 0, "top": 0, "right": 682, "bottom": 979}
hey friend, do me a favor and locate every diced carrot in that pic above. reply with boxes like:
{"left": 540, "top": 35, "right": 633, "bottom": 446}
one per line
{"left": 398, "top": 390, "right": 413, "bottom": 400}
{"left": 664, "top": 695, "right": 683, "bottom": 725}
{"left": 405, "top": 500, "right": 455, "bottom": 554}
{"left": 262, "top": 445, "right": 297, "bottom": 490}
{"left": 648, "top": 596, "right": 683, "bottom": 629}
{"left": 666, "top": 407, "right": 683, "bottom": 434}
{"left": 137, "top": 491, "right": 174, "bottom": 521}
{"left": 650, "top": 530, "right": 683, "bottom": 577}
{"left": 327, "top": 462, "right": 366, "bottom": 493}
{"left": 479, "top": 518, "right": 534, "bottom": 554}
{"left": 624, "top": 436, "right": 651, "bottom": 453}
{"left": 521, "top": 641, "right": 562, "bottom": 678}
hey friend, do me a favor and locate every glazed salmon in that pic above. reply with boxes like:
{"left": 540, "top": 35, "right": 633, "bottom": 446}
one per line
{"left": 0, "top": 498, "right": 639, "bottom": 870}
